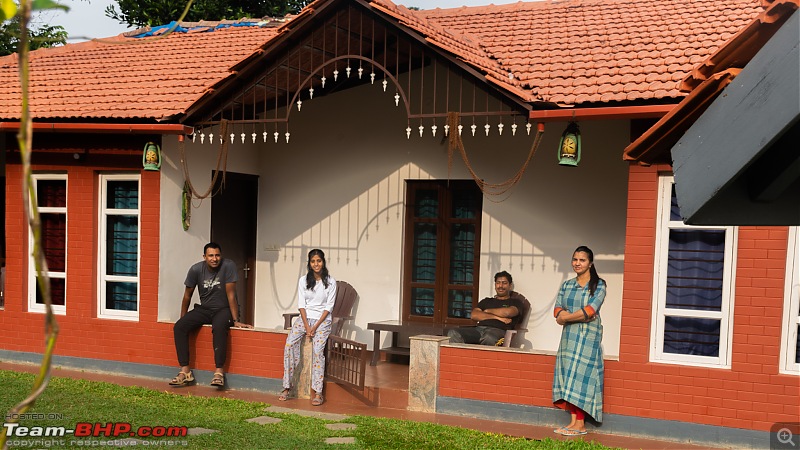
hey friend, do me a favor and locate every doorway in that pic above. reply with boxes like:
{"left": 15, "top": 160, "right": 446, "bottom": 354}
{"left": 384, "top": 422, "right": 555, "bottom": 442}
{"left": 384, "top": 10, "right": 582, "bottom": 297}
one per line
{"left": 211, "top": 172, "right": 258, "bottom": 325}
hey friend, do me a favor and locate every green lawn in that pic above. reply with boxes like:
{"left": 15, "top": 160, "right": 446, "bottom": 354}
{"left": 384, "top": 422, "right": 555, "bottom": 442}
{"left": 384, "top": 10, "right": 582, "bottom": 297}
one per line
{"left": 0, "top": 370, "right": 616, "bottom": 449}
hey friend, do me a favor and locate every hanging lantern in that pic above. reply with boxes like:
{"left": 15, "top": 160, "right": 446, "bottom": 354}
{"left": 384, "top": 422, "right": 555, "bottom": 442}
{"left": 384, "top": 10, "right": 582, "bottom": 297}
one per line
{"left": 557, "top": 122, "right": 581, "bottom": 167}
{"left": 142, "top": 142, "right": 161, "bottom": 171}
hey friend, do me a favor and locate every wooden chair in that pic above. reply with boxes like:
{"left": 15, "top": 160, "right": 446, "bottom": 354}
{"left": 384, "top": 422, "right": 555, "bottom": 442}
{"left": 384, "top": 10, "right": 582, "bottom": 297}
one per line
{"left": 282, "top": 280, "right": 358, "bottom": 336}
{"left": 501, "top": 291, "right": 530, "bottom": 348}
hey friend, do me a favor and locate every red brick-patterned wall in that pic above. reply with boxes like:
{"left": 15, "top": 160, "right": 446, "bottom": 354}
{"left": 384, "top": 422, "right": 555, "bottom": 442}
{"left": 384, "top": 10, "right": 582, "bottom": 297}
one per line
{"left": 1, "top": 156, "right": 285, "bottom": 379}
{"left": 439, "top": 163, "right": 800, "bottom": 432}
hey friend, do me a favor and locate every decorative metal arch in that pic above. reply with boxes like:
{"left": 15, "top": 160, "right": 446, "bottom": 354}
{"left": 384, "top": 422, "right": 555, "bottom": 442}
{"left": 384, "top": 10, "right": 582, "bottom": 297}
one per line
{"left": 188, "top": 1, "right": 532, "bottom": 144}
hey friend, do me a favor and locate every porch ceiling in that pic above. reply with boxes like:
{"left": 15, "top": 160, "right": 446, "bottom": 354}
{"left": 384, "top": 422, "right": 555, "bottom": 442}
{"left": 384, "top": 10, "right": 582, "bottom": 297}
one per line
{"left": 182, "top": 0, "right": 533, "bottom": 134}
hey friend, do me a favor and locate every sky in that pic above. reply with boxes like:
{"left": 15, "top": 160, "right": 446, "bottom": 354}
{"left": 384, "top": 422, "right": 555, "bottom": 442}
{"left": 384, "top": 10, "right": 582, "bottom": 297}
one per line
{"left": 44, "top": 0, "right": 523, "bottom": 42}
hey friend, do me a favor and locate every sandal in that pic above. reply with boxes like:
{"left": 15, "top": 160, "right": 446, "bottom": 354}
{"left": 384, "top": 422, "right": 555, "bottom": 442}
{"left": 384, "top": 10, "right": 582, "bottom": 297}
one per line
{"left": 278, "top": 388, "right": 291, "bottom": 401}
{"left": 561, "top": 428, "right": 588, "bottom": 436}
{"left": 169, "top": 371, "right": 194, "bottom": 386}
{"left": 210, "top": 372, "right": 225, "bottom": 387}
{"left": 311, "top": 393, "right": 324, "bottom": 406}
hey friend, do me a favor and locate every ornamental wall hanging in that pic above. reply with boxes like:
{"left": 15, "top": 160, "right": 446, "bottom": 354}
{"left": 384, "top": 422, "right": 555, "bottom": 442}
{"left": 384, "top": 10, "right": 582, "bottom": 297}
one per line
{"left": 186, "top": 2, "right": 535, "bottom": 147}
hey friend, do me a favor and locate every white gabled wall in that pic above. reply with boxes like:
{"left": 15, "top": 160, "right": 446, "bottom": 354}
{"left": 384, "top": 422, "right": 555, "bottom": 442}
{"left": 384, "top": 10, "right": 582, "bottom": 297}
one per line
{"left": 158, "top": 75, "right": 629, "bottom": 357}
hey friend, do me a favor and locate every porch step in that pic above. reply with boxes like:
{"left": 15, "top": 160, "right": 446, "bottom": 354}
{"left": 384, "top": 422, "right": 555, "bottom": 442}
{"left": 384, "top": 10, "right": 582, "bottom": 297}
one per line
{"left": 323, "top": 361, "right": 409, "bottom": 409}
{"left": 323, "top": 380, "right": 409, "bottom": 409}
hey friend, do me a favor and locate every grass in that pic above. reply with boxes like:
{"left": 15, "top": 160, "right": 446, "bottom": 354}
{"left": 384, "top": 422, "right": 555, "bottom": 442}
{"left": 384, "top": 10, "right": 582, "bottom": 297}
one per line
{"left": 0, "top": 370, "right": 617, "bottom": 449}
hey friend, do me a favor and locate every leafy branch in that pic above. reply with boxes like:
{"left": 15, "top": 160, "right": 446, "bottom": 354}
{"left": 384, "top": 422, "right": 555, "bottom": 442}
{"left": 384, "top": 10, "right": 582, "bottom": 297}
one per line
{"left": 0, "top": 0, "right": 66, "bottom": 448}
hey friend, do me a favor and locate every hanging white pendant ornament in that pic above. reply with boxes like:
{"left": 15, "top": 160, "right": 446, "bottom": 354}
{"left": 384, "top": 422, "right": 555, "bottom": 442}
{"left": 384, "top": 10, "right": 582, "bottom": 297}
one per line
{"left": 406, "top": 127, "right": 411, "bottom": 139}
{"left": 285, "top": 132, "right": 290, "bottom": 144}
{"left": 382, "top": 79, "right": 388, "bottom": 92}
{"left": 263, "top": 131, "right": 268, "bottom": 142}
{"left": 274, "top": 131, "right": 279, "bottom": 143}
{"left": 498, "top": 123, "right": 504, "bottom": 135}
{"left": 358, "top": 67, "right": 363, "bottom": 79}
{"left": 346, "top": 66, "right": 351, "bottom": 78}
{"left": 191, "top": 133, "right": 196, "bottom": 143}
{"left": 444, "top": 124, "right": 450, "bottom": 136}
{"left": 240, "top": 132, "right": 246, "bottom": 144}
{"left": 208, "top": 133, "right": 213, "bottom": 144}
{"left": 394, "top": 93, "right": 400, "bottom": 106}
{"left": 526, "top": 122, "right": 532, "bottom": 135}
{"left": 251, "top": 132, "right": 257, "bottom": 143}
{"left": 297, "top": 99, "right": 302, "bottom": 111}
{"left": 309, "top": 87, "right": 314, "bottom": 99}
{"left": 230, "top": 133, "right": 235, "bottom": 144}
{"left": 471, "top": 124, "right": 477, "bottom": 136}
{"left": 321, "top": 76, "right": 326, "bottom": 88}
{"left": 200, "top": 133, "right": 205, "bottom": 144}
{"left": 484, "top": 123, "right": 490, "bottom": 136}
{"left": 333, "top": 69, "right": 339, "bottom": 81}
{"left": 418, "top": 125, "right": 424, "bottom": 137}
{"left": 431, "top": 124, "right": 438, "bottom": 137}
{"left": 511, "top": 123, "right": 518, "bottom": 136}
{"left": 219, "top": 135, "right": 223, "bottom": 144}
{"left": 370, "top": 72, "right": 375, "bottom": 84}
{"left": 458, "top": 124, "right": 463, "bottom": 136}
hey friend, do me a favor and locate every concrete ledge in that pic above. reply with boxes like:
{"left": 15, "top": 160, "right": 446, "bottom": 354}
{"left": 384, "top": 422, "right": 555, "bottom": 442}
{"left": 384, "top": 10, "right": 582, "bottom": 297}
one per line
{"left": 0, "top": 349, "right": 282, "bottom": 394}
{"left": 441, "top": 342, "right": 554, "bottom": 356}
{"left": 436, "top": 396, "right": 770, "bottom": 449}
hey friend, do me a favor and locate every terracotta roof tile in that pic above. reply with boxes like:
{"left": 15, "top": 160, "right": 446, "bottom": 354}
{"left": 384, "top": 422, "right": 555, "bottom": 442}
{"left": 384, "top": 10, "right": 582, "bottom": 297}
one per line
{"left": 0, "top": 0, "right": 766, "bottom": 121}
{"left": 416, "top": 0, "right": 763, "bottom": 105}
{"left": 0, "top": 23, "right": 280, "bottom": 121}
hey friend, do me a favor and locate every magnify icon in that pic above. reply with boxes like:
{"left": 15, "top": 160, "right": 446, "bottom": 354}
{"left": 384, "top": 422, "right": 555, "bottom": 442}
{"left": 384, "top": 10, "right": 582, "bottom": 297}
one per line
{"left": 778, "top": 428, "right": 795, "bottom": 446}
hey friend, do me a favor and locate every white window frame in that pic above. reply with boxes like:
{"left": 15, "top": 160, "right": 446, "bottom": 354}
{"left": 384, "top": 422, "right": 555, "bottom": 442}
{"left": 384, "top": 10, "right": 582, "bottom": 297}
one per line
{"left": 650, "top": 176, "right": 737, "bottom": 368}
{"left": 98, "top": 174, "right": 141, "bottom": 320}
{"left": 28, "top": 173, "right": 68, "bottom": 315}
{"left": 780, "top": 226, "right": 799, "bottom": 375}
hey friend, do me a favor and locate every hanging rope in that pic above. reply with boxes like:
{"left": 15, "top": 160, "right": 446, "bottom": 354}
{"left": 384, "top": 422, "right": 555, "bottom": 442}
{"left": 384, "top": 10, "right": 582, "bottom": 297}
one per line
{"left": 179, "top": 119, "right": 230, "bottom": 200}
{"left": 447, "top": 112, "right": 544, "bottom": 199}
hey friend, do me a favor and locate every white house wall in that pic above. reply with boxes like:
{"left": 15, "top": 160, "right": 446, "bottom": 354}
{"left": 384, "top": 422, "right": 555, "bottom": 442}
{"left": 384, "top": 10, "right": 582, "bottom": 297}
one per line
{"left": 157, "top": 134, "right": 261, "bottom": 322}
{"left": 157, "top": 76, "right": 630, "bottom": 357}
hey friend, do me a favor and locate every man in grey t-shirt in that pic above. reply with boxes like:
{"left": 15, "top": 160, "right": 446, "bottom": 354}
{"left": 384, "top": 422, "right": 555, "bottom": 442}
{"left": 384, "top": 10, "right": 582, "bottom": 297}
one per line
{"left": 169, "top": 242, "right": 252, "bottom": 387}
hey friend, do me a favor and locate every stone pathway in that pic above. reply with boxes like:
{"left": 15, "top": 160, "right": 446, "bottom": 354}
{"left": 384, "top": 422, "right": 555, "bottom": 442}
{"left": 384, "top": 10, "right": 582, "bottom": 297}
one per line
{"left": 127, "top": 408, "right": 359, "bottom": 445}
{"left": 253, "top": 406, "right": 358, "bottom": 445}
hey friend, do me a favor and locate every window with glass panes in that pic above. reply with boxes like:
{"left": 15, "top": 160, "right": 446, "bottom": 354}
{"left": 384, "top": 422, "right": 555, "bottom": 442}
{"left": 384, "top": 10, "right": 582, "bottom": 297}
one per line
{"left": 28, "top": 174, "right": 68, "bottom": 314}
{"left": 651, "top": 177, "right": 736, "bottom": 367}
{"left": 402, "top": 180, "right": 482, "bottom": 326}
{"left": 98, "top": 174, "right": 140, "bottom": 319}
{"left": 781, "top": 226, "right": 799, "bottom": 374}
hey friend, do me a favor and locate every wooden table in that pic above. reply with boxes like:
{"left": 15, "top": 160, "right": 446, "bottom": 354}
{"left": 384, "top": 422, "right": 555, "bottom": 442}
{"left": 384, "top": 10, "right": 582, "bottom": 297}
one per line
{"left": 366, "top": 320, "right": 447, "bottom": 366}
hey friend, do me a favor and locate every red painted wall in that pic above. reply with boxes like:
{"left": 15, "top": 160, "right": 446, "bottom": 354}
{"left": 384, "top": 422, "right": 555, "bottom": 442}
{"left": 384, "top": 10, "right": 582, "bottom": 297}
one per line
{"left": 1, "top": 156, "right": 284, "bottom": 379}
{"left": 439, "top": 164, "right": 799, "bottom": 432}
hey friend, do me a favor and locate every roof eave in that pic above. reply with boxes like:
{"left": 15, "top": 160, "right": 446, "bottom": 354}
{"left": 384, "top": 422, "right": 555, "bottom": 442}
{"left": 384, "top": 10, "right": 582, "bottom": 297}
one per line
{"left": 622, "top": 70, "right": 740, "bottom": 164}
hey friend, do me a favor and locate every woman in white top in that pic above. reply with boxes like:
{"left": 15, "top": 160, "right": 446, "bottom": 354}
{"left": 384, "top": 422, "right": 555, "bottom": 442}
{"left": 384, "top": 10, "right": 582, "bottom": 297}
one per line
{"left": 279, "top": 249, "right": 337, "bottom": 406}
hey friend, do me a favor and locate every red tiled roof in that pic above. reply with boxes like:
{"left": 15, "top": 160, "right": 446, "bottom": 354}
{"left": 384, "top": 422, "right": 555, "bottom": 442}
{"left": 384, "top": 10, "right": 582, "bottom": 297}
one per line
{"left": 0, "top": 24, "right": 280, "bottom": 121}
{"left": 416, "top": 0, "right": 763, "bottom": 106}
{"left": 0, "top": 0, "right": 765, "bottom": 121}
{"left": 623, "top": 0, "right": 799, "bottom": 164}
{"left": 369, "top": 0, "right": 533, "bottom": 100}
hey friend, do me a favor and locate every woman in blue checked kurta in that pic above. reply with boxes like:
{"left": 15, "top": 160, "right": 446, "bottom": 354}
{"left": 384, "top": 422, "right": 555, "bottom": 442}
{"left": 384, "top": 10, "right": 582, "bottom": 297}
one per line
{"left": 552, "top": 246, "right": 606, "bottom": 436}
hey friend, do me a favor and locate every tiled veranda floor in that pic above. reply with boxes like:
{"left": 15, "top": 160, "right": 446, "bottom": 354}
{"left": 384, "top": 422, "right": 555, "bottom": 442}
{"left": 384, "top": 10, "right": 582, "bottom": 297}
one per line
{"left": 2, "top": 361, "right": 722, "bottom": 449}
